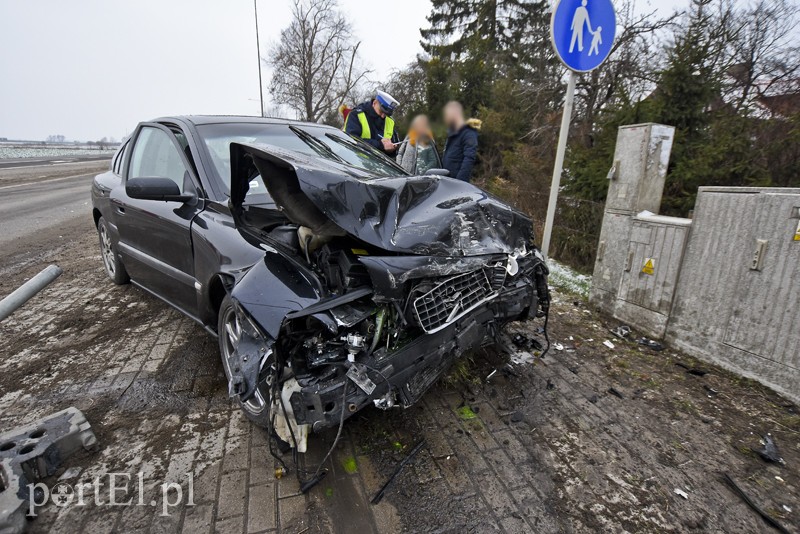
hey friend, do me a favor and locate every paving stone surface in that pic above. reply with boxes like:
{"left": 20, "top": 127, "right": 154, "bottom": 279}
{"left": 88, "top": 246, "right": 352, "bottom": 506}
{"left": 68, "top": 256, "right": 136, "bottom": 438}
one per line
{"left": 1, "top": 224, "right": 798, "bottom": 533}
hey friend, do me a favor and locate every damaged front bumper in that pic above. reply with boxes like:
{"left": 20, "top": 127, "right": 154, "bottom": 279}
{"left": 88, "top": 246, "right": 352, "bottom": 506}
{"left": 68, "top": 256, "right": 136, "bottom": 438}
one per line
{"left": 288, "top": 277, "right": 536, "bottom": 431}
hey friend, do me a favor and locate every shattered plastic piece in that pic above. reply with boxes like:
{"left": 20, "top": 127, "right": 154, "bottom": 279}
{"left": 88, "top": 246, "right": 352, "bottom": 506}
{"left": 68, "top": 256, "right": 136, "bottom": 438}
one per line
{"left": 610, "top": 325, "right": 631, "bottom": 339}
{"left": 0, "top": 407, "right": 98, "bottom": 534}
{"left": 756, "top": 434, "right": 784, "bottom": 464}
{"left": 636, "top": 337, "right": 664, "bottom": 351}
{"left": 510, "top": 351, "right": 535, "bottom": 365}
{"left": 511, "top": 333, "right": 529, "bottom": 348}
{"left": 703, "top": 385, "right": 719, "bottom": 397}
{"left": 607, "top": 387, "right": 625, "bottom": 399}
{"left": 775, "top": 476, "right": 785, "bottom": 483}
{"left": 553, "top": 342, "right": 564, "bottom": 351}
{"left": 676, "top": 362, "right": 708, "bottom": 376}
{"left": 674, "top": 488, "right": 689, "bottom": 499}
{"left": 783, "top": 505, "right": 792, "bottom": 513}
{"left": 603, "top": 340, "right": 615, "bottom": 349}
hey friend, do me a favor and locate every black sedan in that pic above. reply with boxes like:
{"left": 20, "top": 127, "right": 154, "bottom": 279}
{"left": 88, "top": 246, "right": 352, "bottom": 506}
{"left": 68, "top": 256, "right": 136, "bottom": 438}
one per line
{"left": 91, "top": 116, "right": 549, "bottom": 454}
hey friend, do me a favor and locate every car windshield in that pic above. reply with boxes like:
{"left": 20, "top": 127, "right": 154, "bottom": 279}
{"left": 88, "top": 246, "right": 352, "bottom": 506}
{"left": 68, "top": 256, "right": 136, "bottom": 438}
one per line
{"left": 196, "top": 122, "right": 407, "bottom": 194}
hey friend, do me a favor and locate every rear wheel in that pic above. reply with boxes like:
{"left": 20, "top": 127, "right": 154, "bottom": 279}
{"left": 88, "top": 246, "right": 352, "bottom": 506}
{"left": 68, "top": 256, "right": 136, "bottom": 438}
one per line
{"left": 97, "top": 216, "right": 129, "bottom": 285}
{"left": 217, "top": 294, "right": 271, "bottom": 428}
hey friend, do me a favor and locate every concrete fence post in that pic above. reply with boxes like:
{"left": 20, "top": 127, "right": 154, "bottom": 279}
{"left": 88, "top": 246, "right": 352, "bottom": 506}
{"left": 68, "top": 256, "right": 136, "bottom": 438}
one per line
{"left": 0, "top": 265, "right": 63, "bottom": 322}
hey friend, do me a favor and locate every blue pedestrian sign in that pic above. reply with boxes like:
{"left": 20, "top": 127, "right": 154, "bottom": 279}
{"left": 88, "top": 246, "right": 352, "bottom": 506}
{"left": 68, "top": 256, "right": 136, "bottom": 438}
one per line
{"left": 550, "top": 0, "right": 616, "bottom": 72}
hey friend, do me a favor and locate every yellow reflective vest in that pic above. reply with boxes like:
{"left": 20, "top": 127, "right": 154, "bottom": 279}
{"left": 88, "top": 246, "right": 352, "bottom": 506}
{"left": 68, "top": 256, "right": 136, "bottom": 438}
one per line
{"left": 345, "top": 111, "right": 395, "bottom": 140}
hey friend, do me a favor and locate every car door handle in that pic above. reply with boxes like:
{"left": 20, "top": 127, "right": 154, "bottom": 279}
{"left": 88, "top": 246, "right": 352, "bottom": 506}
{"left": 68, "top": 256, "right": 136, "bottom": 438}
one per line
{"left": 116, "top": 206, "right": 125, "bottom": 215}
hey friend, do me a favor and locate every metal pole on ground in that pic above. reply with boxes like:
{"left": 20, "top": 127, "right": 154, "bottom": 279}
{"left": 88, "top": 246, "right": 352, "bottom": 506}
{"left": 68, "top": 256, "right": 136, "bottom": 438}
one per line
{"left": 0, "top": 265, "right": 63, "bottom": 322}
{"left": 541, "top": 70, "right": 577, "bottom": 258}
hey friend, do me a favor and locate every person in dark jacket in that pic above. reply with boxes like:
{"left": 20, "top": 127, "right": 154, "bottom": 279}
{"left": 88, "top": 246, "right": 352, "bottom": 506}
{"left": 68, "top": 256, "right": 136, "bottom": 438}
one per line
{"left": 344, "top": 90, "right": 400, "bottom": 156}
{"left": 441, "top": 101, "right": 481, "bottom": 182}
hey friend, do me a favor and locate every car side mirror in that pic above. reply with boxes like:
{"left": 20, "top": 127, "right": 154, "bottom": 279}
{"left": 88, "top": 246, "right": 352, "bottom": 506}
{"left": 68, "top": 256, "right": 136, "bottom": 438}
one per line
{"left": 426, "top": 168, "right": 450, "bottom": 176}
{"left": 126, "top": 177, "right": 196, "bottom": 203}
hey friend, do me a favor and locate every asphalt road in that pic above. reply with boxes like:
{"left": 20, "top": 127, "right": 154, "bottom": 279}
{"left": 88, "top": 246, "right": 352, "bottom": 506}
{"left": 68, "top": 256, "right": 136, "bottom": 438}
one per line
{"left": 0, "top": 161, "right": 106, "bottom": 266}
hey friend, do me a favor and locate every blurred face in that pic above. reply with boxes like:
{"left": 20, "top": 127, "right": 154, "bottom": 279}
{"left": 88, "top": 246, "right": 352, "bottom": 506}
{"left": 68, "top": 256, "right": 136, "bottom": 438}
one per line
{"left": 443, "top": 103, "right": 463, "bottom": 128}
{"left": 410, "top": 115, "right": 430, "bottom": 135}
{"left": 372, "top": 99, "right": 386, "bottom": 119}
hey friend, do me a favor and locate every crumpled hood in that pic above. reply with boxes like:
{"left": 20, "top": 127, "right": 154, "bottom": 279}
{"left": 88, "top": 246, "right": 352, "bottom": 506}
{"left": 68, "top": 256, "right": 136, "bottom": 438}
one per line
{"left": 230, "top": 142, "right": 532, "bottom": 256}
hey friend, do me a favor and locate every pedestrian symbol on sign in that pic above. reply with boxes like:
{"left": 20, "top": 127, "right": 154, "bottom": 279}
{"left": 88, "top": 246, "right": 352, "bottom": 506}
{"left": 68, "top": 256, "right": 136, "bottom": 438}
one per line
{"left": 551, "top": 0, "right": 616, "bottom": 72}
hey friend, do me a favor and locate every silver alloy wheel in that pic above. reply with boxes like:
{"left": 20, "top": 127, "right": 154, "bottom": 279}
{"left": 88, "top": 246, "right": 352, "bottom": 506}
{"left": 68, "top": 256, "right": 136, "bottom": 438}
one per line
{"left": 99, "top": 223, "right": 116, "bottom": 277}
{"left": 220, "top": 305, "right": 267, "bottom": 414}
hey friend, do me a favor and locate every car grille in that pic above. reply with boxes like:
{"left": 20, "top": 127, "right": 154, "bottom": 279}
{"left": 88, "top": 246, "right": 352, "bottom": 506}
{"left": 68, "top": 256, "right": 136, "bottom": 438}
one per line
{"left": 413, "top": 269, "right": 495, "bottom": 333}
{"left": 486, "top": 261, "right": 507, "bottom": 290}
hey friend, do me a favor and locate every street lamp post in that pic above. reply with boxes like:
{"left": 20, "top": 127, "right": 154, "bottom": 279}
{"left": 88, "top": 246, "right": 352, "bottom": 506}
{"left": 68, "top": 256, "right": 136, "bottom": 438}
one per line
{"left": 254, "top": 0, "right": 265, "bottom": 118}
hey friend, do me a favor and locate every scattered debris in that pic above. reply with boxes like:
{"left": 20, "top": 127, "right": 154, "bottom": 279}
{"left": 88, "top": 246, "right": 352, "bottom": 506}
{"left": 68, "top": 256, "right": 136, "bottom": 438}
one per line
{"left": 0, "top": 408, "right": 98, "bottom": 534}
{"left": 676, "top": 362, "right": 709, "bottom": 376}
{"left": 703, "top": 385, "right": 719, "bottom": 397}
{"left": 610, "top": 325, "right": 631, "bottom": 339}
{"left": 603, "top": 340, "right": 616, "bottom": 350}
{"left": 371, "top": 439, "right": 427, "bottom": 505}
{"left": 510, "top": 351, "right": 535, "bottom": 365}
{"left": 636, "top": 337, "right": 665, "bottom": 351}
{"left": 674, "top": 488, "right": 689, "bottom": 499}
{"left": 485, "top": 369, "right": 498, "bottom": 381}
{"left": 553, "top": 342, "right": 564, "bottom": 351}
{"left": 783, "top": 505, "right": 792, "bottom": 513}
{"left": 756, "top": 434, "right": 784, "bottom": 465}
{"left": 723, "top": 473, "right": 790, "bottom": 534}
{"left": 607, "top": 387, "right": 625, "bottom": 400}
{"left": 511, "top": 332, "right": 529, "bottom": 349}
{"left": 775, "top": 476, "right": 785, "bottom": 483}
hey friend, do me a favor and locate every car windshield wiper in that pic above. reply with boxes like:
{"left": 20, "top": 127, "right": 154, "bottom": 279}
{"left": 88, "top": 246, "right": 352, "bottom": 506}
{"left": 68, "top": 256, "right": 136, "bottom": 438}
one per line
{"left": 289, "top": 126, "right": 345, "bottom": 164}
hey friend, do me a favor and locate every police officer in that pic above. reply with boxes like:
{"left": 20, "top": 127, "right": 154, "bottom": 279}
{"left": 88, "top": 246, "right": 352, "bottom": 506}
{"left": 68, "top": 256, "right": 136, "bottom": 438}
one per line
{"left": 344, "top": 90, "right": 400, "bottom": 156}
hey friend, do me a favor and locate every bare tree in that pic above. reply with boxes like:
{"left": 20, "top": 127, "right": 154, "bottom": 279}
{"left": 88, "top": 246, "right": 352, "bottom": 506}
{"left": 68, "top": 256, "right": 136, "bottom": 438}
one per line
{"left": 724, "top": 0, "right": 800, "bottom": 114}
{"left": 267, "top": 0, "right": 370, "bottom": 123}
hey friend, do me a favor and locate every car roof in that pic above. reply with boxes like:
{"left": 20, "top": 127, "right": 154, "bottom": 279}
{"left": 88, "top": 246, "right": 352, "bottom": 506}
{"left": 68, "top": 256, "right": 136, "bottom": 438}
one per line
{"left": 153, "top": 115, "right": 336, "bottom": 128}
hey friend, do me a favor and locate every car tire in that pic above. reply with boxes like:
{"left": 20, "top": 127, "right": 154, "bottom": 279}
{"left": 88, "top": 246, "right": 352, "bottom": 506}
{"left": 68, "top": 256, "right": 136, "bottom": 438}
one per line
{"left": 217, "top": 294, "right": 271, "bottom": 428}
{"left": 97, "top": 216, "right": 129, "bottom": 285}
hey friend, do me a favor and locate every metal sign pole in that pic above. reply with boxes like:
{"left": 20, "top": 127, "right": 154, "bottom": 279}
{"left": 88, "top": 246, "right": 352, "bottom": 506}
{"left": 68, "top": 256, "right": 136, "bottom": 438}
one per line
{"left": 541, "top": 70, "right": 577, "bottom": 258}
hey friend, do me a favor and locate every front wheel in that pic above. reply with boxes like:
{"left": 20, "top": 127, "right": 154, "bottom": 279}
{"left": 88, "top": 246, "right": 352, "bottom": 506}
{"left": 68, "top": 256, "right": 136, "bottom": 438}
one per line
{"left": 97, "top": 216, "right": 129, "bottom": 285}
{"left": 217, "top": 294, "right": 271, "bottom": 428}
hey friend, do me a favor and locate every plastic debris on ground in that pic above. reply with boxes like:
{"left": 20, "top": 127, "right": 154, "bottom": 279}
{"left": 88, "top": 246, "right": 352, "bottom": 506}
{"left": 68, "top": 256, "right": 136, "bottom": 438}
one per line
{"left": 603, "top": 340, "right": 615, "bottom": 349}
{"left": 610, "top": 325, "right": 631, "bottom": 339}
{"left": 636, "top": 337, "right": 665, "bottom": 351}
{"left": 607, "top": 387, "right": 625, "bottom": 399}
{"left": 674, "top": 488, "right": 689, "bottom": 499}
{"left": 510, "top": 351, "right": 536, "bottom": 365}
{"left": 756, "top": 434, "right": 784, "bottom": 464}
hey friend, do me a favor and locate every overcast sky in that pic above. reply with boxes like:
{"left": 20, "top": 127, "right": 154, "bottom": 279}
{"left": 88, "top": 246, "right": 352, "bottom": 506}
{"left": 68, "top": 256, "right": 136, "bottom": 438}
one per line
{"left": 0, "top": 0, "right": 683, "bottom": 141}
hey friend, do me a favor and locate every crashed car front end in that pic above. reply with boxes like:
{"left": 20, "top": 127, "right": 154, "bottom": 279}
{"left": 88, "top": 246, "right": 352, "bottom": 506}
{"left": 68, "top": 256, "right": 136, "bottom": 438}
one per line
{"left": 224, "top": 141, "right": 550, "bottom": 452}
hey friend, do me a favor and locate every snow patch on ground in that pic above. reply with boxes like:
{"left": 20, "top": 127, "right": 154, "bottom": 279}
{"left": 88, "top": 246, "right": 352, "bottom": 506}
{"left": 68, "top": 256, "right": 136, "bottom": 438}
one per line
{"left": 0, "top": 146, "right": 115, "bottom": 159}
{"left": 548, "top": 259, "right": 591, "bottom": 299}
